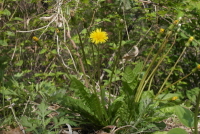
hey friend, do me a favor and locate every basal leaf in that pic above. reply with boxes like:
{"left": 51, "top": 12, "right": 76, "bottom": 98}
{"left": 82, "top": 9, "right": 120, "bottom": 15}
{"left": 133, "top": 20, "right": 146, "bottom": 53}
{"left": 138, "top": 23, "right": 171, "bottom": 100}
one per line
{"left": 122, "top": 62, "right": 143, "bottom": 94}
{"left": 70, "top": 77, "right": 90, "bottom": 101}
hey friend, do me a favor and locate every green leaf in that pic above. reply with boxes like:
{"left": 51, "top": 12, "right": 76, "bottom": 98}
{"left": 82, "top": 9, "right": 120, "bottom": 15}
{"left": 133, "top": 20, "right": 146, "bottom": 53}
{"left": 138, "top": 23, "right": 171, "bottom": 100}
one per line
{"left": 61, "top": 97, "right": 102, "bottom": 126}
{"left": 15, "top": 60, "right": 23, "bottom": 66}
{"left": 69, "top": 78, "right": 108, "bottom": 125}
{"left": 20, "top": 116, "right": 32, "bottom": 127}
{"left": 153, "top": 131, "right": 167, "bottom": 134}
{"left": 44, "top": 118, "right": 51, "bottom": 126}
{"left": 20, "top": 117, "right": 39, "bottom": 133}
{"left": 157, "top": 93, "right": 180, "bottom": 101}
{"left": 37, "top": 102, "right": 51, "bottom": 117}
{"left": 0, "top": 40, "right": 8, "bottom": 46}
{"left": 186, "top": 87, "right": 200, "bottom": 104}
{"left": 139, "top": 91, "right": 154, "bottom": 113}
{"left": 70, "top": 77, "right": 88, "bottom": 97}
{"left": 122, "top": 66, "right": 134, "bottom": 83}
{"left": 95, "top": 18, "right": 101, "bottom": 22}
{"left": 6, "top": 31, "right": 15, "bottom": 36}
{"left": 158, "top": 106, "right": 175, "bottom": 114}
{"left": 12, "top": 17, "right": 23, "bottom": 21}
{"left": 175, "top": 106, "right": 194, "bottom": 127}
{"left": 122, "top": 81, "right": 132, "bottom": 95}
{"left": 51, "top": 49, "right": 57, "bottom": 54}
{"left": 39, "top": 49, "right": 47, "bottom": 54}
{"left": 167, "top": 128, "right": 188, "bottom": 134}
{"left": 1, "top": 9, "right": 11, "bottom": 16}
{"left": 81, "top": 0, "right": 89, "bottom": 4}
{"left": 88, "top": 94, "right": 107, "bottom": 121}
{"left": 122, "top": 0, "right": 131, "bottom": 10}
{"left": 109, "top": 96, "right": 123, "bottom": 123}
{"left": 81, "top": 28, "right": 87, "bottom": 34}
{"left": 122, "top": 62, "right": 143, "bottom": 93}
{"left": 1, "top": 88, "right": 18, "bottom": 96}
{"left": 53, "top": 117, "right": 72, "bottom": 129}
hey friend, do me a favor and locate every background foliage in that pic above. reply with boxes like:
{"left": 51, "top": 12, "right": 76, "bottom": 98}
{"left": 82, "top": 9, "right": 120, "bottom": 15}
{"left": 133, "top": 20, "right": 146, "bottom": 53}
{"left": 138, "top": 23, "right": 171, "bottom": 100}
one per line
{"left": 1, "top": 0, "right": 200, "bottom": 134}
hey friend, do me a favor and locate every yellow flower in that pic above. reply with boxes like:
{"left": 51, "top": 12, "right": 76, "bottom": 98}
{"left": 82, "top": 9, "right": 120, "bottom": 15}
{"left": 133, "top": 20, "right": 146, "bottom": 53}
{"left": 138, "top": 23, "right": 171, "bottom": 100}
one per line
{"left": 171, "top": 96, "right": 178, "bottom": 101}
{"left": 159, "top": 28, "right": 165, "bottom": 34}
{"left": 189, "top": 36, "right": 194, "bottom": 42}
{"left": 173, "top": 20, "right": 179, "bottom": 25}
{"left": 55, "top": 29, "right": 59, "bottom": 33}
{"left": 32, "top": 36, "right": 39, "bottom": 42}
{"left": 90, "top": 28, "right": 108, "bottom": 44}
{"left": 197, "top": 64, "right": 200, "bottom": 70}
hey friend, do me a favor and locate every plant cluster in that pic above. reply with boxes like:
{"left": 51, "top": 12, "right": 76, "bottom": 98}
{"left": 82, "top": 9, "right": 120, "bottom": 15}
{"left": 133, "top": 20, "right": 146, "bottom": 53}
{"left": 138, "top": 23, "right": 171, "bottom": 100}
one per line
{"left": 1, "top": 0, "right": 200, "bottom": 134}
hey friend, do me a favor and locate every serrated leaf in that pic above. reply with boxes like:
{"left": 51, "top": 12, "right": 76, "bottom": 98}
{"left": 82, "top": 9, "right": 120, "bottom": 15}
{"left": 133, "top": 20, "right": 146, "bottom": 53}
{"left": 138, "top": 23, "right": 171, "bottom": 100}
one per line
{"left": 139, "top": 91, "right": 154, "bottom": 113}
{"left": 122, "top": 66, "right": 134, "bottom": 83}
{"left": 44, "top": 118, "right": 52, "bottom": 126}
{"left": 88, "top": 94, "right": 105, "bottom": 119}
{"left": 53, "top": 117, "right": 70, "bottom": 129}
{"left": 122, "top": 62, "right": 143, "bottom": 93}
{"left": 109, "top": 96, "right": 123, "bottom": 119}
{"left": 37, "top": 102, "right": 51, "bottom": 117}
{"left": 122, "top": 81, "right": 132, "bottom": 95}
{"left": 21, "top": 116, "right": 32, "bottom": 127}
{"left": 62, "top": 96, "right": 101, "bottom": 125}
{"left": 70, "top": 77, "right": 93, "bottom": 104}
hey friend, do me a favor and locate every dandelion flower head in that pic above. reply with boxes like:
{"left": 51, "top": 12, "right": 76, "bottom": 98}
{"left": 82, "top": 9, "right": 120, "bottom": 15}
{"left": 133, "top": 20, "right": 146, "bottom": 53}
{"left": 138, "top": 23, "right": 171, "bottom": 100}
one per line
{"left": 90, "top": 28, "right": 108, "bottom": 44}
{"left": 173, "top": 20, "right": 179, "bottom": 25}
{"left": 32, "top": 36, "right": 39, "bottom": 42}
{"left": 189, "top": 36, "right": 194, "bottom": 42}
{"left": 159, "top": 28, "right": 165, "bottom": 34}
{"left": 56, "top": 28, "right": 60, "bottom": 33}
{"left": 171, "top": 96, "right": 178, "bottom": 101}
{"left": 197, "top": 64, "right": 200, "bottom": 70}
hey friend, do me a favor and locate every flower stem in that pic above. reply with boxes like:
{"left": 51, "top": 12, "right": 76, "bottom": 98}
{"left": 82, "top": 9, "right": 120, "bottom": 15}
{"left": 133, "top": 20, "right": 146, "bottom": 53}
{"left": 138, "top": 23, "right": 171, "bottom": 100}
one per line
{"left": 155, "top": 71, "right": 193, "bottom": 98}
{"left": 158, "top": 46, "right": 186, "bottom": 95}
{"left": 194, "top": 90, "right": 200, "bottom": 134}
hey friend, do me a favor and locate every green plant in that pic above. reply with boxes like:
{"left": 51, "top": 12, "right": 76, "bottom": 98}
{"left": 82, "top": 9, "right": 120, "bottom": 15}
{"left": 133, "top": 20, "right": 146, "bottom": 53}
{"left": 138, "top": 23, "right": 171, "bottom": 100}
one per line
{"left": 170, "top": 87, "right": 200, "bottom": 134}
{"left": 20, "top": 101, "right": 75, "bottom": 134}
{"left": 1, "top": 0, "right": 200, "bottom": 133}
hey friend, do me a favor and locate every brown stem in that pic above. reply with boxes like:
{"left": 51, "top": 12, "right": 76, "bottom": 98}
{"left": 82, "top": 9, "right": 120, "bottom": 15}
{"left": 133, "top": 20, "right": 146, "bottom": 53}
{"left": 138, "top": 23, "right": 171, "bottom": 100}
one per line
{"left": 66, "top": 31, "right": 89, "bottom": 87}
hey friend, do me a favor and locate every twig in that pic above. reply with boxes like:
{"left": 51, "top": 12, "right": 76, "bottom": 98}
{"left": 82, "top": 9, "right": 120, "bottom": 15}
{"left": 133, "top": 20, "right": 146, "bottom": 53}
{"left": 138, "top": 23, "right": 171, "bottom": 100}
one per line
{"left": 66, "top": 24, "right": 89, "bottom": 87}
{"left": 22, "top": 96, "right": 30, "bottom": 116}
{"left": 9, "top": 102, "right": 26, "bottom": 134}
{"left": 111, "top": 125, "right": 132, "bottom": 134}
{"left": 66, "top": 124, "right": 73, "bottom": 134}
